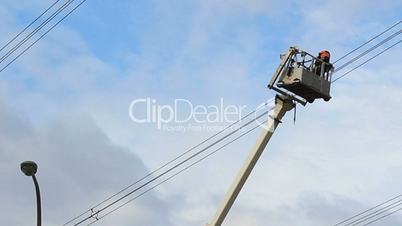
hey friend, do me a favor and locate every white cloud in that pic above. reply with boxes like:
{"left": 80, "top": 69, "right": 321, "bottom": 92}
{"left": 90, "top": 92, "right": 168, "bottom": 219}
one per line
{"left": 0, "top": 100, "right": 173, "bottom": 226}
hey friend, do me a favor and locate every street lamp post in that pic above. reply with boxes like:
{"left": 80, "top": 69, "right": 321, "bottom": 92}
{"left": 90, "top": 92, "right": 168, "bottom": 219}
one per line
{"left": 20, "top": 161, "right": 41, "bottom": 226}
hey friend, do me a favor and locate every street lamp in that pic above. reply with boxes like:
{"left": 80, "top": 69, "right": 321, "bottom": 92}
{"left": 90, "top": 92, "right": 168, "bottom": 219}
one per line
{"left": 21, "top": 161, "right": 41, "bottom": 226}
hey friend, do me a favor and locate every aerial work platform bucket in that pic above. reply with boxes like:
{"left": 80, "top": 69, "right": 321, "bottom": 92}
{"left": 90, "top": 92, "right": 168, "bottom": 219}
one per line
{"left": 268, "top": 46, "right": 333, "bottom": 104}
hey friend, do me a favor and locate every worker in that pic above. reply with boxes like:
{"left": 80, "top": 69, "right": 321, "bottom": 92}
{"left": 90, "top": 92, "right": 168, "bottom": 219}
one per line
{"left": 314, "top": 50, "right": 333, "bottom": 77}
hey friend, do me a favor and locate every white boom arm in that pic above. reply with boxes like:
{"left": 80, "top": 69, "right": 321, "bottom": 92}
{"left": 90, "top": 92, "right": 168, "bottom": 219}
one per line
{"left": 207, "top": 95, "right": 294, "bottom": 226}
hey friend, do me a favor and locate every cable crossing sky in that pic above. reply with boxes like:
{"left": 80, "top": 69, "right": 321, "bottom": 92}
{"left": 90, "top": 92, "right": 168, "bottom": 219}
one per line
{"left": 332, "top": 20, "right": 401, "bottom": 82}
{"left": 0, "top": 0, "right": 88, "bottom": 73}
{"left": 332, "top": 193, "right": 402, "bottom": 226}
{"left": 65, "top": 100, "right": 276, "bottom": 226}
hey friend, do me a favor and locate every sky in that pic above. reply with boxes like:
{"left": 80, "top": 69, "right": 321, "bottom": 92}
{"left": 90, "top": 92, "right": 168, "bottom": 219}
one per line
{"left": 0, "top": 0, "right": 402, "bottom": 226}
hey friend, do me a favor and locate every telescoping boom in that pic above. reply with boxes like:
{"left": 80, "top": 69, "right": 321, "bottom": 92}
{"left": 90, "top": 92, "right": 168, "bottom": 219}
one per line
{"left": 207, "top": 46, "right": 334, "bottom": 226}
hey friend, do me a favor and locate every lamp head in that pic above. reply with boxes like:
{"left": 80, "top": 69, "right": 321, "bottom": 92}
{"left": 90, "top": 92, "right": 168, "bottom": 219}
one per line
{"left": 20, "top": 161, "right": 38, "bottom": 176}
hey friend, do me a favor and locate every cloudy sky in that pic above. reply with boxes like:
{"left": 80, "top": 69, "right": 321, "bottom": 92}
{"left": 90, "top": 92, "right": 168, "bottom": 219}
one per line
{"left": 0, "top": 0, "right": 402, "bottom": 226}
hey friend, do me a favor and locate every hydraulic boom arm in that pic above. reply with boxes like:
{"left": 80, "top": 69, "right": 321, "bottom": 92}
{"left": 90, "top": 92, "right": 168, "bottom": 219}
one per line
{"left": 207, "top": 95, "right": 294, "bottom": 226}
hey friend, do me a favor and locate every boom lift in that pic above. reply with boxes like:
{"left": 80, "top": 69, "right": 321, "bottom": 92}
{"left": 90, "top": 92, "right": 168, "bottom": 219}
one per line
{"left": 207, "top": 46, "right": 334, "bottom": 226}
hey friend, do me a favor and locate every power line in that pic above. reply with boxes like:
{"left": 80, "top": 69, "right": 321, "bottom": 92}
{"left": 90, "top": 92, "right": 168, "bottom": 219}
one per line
{"left": 330, "top": 20, "right": 401, "bottom": 82}
{"left": 362, "top": 207, "right": 402, "bottom": 226}
{"left": 344, "top": 200, "right": 402, "bottom": 225}
{"left": 63, "top": 98, "right": 274, "bottom": 226}
{"left": 0, "top": 0, "right": 76, "bottom": 65}
{"left": 0, "top": 0, "right": 62, "bottom": 53}
{"left": 86, "top": 118, "right": 269, "bottom": 226}
{"left": 73, "top": 110, "right": 271, "bottom": 226}
{"left": 334, "top": 194, "right": 402, "bottom": 226}
{"left": 68, "top": 108, "right": 274, "bottom": 226}
{"left": 332, "top": 194, "right": 402, "bottom": 226}
{"left": 0, "top": 0, "right": 88, "bottom": 73}
{"left": 332, "top": 39, "right": 401, "bottom": 83}
{"left": 352, "top": 203, "right": 402, "bottom": 225}
{"left": 334, "top": 29, "right": 401, "bottom": 73}
{"left": 333, "top": 20, "right": 401, "bottom": 64}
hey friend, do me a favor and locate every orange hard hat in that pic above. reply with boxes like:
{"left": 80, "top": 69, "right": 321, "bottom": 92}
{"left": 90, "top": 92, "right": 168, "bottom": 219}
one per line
{"left": 319, "top": 50, "right": 331, "bottom": 59}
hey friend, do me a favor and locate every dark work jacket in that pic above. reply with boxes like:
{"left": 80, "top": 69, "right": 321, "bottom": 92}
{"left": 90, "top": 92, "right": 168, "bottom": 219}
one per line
{"left": 314, "top": 57, "right": 332, "bottom": 76}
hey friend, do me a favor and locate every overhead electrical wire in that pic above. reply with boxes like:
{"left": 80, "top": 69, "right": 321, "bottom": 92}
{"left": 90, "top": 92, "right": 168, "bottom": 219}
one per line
{"left": 0, "top": 0, "right": 62, "bottom": 53}
{"left": 333, "top": 29, "right": 401, "bottom": 73}
{"left": 63, "top": 98, "right": 274, "bottom": 226}
{"left": 71, "top": 110, "right": 273, "bottom": 226}
{"left": 85, "top": 119, "right": 270, "bottom": 226}
{"left": 362, "top": 207, "right": 402, "bottom": 226}
{"left": 0, "top": 0, "right": 76, "bottom": 64}
{"left": 0, "top": 0, "right": 88, "bottom": 73}
{"left": 333, "top": 194, "right": 402, "bottom": 226}
{"left": 332, "top": 39, "right": 401, "bottom": 83}
{"left": 344, "top": 199, "right": 402, "bottom": 225}
{"left": 332, "top": 20, "right": 401, "bottom": 64}
{"left": 333, "top": 198, "right": 402, "bottom": 226}
{"left": 330, "top": 20, "right": 401, "bottom": 82}
{"left": 65, "top": 104, "right": 275, "bottom": 226}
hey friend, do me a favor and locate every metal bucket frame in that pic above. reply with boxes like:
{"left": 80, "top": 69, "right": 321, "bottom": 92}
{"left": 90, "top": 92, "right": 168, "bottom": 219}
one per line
{"left": 268, "top": 46, "right": 334, "bottom": 105}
